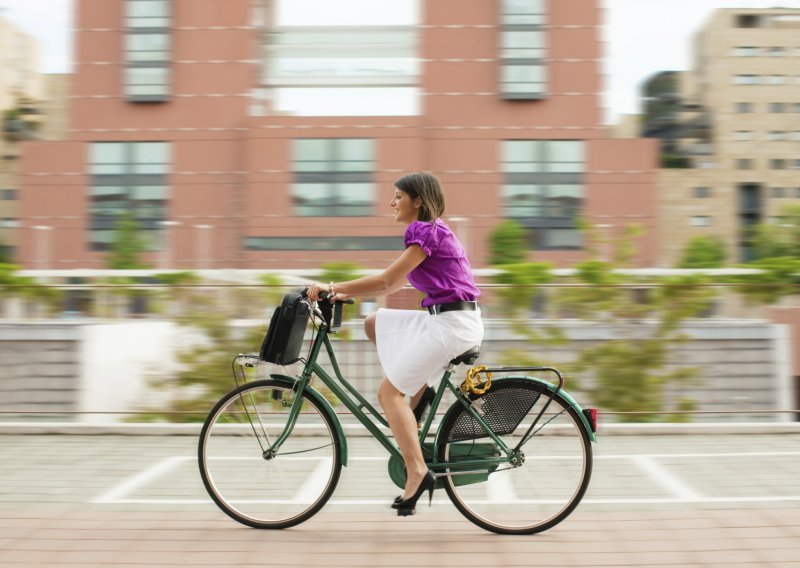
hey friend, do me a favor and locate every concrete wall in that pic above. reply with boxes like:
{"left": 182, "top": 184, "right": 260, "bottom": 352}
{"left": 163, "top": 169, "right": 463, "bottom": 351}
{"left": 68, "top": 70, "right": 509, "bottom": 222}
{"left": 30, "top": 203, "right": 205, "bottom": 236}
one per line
{"left": 0, "top": 318, "right": 794, "bottom": 423}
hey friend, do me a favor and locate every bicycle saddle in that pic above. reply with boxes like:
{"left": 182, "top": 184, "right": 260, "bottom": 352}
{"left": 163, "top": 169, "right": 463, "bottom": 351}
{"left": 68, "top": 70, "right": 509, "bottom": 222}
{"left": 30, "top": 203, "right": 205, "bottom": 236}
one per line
{"left": 450, "top": 346, "right": 481, "bottom": 366}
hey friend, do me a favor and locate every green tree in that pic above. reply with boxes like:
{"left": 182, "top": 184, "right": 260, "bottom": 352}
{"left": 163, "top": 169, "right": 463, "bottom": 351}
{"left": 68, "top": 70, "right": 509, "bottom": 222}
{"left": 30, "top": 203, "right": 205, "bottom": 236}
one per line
{"left": 733, "top": 257, "right": 800, "bottom": 305}
{"left": 492, "top": 229, "right": 714, "bottom": 423}
{"left": 677, "top": 236, "right": 727, "bottom": 268}
{"left": 0, "top": 262, "right": 62, "bottom": 315}
{"left": 752, "top": 204, "right": 800, "bottom": 261}
{"left": 488, "top": 220, "right": 527, "bottom": 266}
{"left": 106, "top": 213, "right": 150, "bottom": 270}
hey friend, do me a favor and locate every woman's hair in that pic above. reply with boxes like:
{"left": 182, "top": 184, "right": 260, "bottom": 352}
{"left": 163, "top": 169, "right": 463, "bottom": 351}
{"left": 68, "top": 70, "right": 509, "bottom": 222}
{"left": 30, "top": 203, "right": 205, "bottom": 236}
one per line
{"left": 394, "top": 172, "right": 446, "bottom": 223}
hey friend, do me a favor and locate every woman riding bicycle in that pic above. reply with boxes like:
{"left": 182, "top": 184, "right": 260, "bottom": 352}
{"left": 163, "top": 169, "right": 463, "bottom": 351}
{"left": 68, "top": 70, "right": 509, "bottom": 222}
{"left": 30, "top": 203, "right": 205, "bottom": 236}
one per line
{"left": 308, "top": 171, "right": 484, "bottom": 517}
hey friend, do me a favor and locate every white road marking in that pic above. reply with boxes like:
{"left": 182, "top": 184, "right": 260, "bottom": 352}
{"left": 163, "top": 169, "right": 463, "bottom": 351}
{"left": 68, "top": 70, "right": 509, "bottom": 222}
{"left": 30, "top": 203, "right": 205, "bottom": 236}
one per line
{"left": 485, "top": 469, "right": 518, "bottom": 503}
{"left": 630, "top": 455, "right": 703, "bottom": 500}
{"left": 294, "top": 457, "right": 333, "bottom": 504}
{"left": 92, "top": 451, "right": 800, "bottom": 506}
{"left": 92, "top": 455, "right": 185, "bottom": 504}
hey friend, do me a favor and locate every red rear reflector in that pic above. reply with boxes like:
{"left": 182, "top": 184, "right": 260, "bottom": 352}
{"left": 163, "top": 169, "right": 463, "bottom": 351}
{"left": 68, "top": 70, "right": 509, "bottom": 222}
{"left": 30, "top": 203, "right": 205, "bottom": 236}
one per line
{"left": 583, "top": 408, "right": 598, "bottom": 433}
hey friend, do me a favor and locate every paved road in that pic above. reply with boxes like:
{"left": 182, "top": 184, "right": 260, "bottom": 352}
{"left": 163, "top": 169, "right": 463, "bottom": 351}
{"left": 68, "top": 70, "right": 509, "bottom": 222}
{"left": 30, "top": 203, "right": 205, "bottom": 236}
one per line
{"left": 1, "top": 429, "right": 799, "bottom": 567}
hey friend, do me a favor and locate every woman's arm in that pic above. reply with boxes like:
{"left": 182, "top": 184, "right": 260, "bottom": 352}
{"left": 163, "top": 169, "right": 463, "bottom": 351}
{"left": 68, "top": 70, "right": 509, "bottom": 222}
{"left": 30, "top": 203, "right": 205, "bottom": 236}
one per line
{"left": 308, "top": 245, "right": 426, "bottom": 301}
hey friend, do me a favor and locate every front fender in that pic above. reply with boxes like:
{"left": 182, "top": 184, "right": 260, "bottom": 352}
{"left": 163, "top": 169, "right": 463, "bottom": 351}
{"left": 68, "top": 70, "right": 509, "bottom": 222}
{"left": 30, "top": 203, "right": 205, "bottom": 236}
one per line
{"left": 269, "top": 374, "right": 349, "bottom": 466}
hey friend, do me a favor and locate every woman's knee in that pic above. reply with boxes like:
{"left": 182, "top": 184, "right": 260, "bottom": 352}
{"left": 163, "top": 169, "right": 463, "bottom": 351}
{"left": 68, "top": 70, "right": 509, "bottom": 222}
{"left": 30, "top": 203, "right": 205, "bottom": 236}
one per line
{"left": 377, "top": 378, "right": 401, "bottom": 409}
{"left": 364, "top": 311, "right": 377, "bottom": 344}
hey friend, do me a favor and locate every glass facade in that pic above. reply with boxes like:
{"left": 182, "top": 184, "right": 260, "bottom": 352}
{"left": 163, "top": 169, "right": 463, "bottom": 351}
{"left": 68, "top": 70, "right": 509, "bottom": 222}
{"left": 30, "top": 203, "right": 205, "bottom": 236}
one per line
{"left": 292, "top": 139, "right": 375, "bottom": 216}
{"left": 501, "top": 140, "right": 585, "bottom": 250}
{"left": 260, "top": 0, "right": 419, "bottom": 116}
{"left": 89, "top": 142, "right": 170, "bottom": 251}
{"left": 245, "top": 236, "right": 402, "bottom": 251}
{"left": 499, "top": 0, "right": 547, "bottom": 99}
{"left": 125, "top": 0, "right": 171, "bottom": 101}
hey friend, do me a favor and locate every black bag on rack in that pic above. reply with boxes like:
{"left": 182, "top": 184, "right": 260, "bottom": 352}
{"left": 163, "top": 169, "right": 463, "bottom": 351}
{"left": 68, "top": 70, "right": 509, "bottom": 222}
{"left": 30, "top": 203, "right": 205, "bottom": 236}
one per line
{"left": 259, "top": 292, "right": 311, "bottom": 365}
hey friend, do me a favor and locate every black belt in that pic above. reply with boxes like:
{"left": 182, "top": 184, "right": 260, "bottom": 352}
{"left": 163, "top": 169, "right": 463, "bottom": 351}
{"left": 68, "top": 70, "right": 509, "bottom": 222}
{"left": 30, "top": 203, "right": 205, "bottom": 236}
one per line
{"left": 427, "top": 301, "right": 478, "bottom": 315}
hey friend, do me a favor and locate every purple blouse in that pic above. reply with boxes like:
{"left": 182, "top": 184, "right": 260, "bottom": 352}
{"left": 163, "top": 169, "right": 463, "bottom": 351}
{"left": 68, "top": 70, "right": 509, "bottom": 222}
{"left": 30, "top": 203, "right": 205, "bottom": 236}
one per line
{"left": 404, "top": 219, "right": 481, "bottom": 308}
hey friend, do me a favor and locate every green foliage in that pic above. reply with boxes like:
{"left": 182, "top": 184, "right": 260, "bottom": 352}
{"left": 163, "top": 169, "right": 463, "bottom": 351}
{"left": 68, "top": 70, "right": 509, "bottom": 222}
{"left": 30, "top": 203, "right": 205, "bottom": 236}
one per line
{"left": 488, "top": 220, "right": 527, "bottom": 266}
{"left": 677, "top": 236, "right": 727, "bottom": 268}
{"left": 136, "top": 275, "right": 295, "bottom": 421}
{"left": 560, "top": 266, "right": 712, "bottom": 422}
{"left": 491, "top": 223, "right": 715, "bottom": 423}
{"left": 733, "top": 257, "right": 800, "bottom": 305}
{"left": 491, "top": 262, "right": 554, "bottom": 316}
{"left": 0, "top": 262, "right": 62, "bottom": 312}
{"left": 318, "top": 261, "right": 363, "bottom": 284}
{"left": 752, "top": 204, "right": 800, "bottom": 261}
{"left": 106, "top": 213, "right": 151, "bottom": 270}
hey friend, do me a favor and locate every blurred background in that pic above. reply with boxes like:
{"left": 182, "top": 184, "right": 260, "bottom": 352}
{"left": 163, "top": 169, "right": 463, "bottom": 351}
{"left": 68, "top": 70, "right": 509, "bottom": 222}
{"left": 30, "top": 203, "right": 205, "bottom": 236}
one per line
{"left": 1, "top": 0, "right": 800, "bottom": 425}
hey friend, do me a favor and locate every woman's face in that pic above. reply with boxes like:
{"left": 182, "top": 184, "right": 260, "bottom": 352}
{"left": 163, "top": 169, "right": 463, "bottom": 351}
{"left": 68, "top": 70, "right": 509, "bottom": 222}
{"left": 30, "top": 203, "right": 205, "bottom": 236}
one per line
{"left": 390, "top": 188, "right": 420, "bottom": 224}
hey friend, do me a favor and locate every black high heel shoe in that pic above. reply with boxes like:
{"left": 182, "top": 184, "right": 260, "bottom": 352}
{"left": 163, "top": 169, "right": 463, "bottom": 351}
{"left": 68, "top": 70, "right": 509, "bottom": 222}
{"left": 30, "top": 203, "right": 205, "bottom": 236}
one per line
{"left": 394, "top": 470, "right": 435, "bottom": 517}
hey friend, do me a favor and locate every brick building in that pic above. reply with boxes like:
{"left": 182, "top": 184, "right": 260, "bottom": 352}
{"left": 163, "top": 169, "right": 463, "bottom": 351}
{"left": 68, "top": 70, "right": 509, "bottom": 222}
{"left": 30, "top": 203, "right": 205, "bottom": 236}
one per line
{"left": 17, "top": 0, "right": 657, "bottom": 270}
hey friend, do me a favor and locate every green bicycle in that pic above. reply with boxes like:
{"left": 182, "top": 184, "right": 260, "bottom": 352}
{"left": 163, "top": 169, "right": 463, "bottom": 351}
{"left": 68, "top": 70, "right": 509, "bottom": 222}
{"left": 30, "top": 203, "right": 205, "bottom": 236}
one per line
{"left": 198, "top": 292, "right": 597, "bottom": 535}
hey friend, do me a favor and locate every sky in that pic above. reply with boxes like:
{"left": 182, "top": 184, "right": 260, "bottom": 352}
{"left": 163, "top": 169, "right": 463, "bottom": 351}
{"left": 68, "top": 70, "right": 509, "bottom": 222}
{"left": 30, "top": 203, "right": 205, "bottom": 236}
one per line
{"left": 1, "top": 0, "right": 800, "bottom": 124}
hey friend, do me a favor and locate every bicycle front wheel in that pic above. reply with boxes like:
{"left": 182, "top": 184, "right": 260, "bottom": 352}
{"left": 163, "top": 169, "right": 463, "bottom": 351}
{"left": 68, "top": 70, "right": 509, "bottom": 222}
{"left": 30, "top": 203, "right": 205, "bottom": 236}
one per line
{"left": 198, "top": 379, "right": 342, "bottom": 529}
{"left": 437, "top": 378, "right": 592, "bottom": 535}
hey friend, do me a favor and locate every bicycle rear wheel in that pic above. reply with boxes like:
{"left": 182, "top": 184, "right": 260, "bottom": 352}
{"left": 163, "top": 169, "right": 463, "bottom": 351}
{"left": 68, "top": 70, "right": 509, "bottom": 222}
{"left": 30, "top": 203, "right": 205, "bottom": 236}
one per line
{"left": 198, "top": 379, "right": 342, "bottom": 529}
{"left": 436, "top": 378, "right": 592, "bottom": 535}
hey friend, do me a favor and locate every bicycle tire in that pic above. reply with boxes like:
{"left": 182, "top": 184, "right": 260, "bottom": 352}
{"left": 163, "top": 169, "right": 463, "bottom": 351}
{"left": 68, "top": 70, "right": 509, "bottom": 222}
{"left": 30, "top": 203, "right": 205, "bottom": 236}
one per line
{"left": 198, "top": 379, "right": 342, "bottom": 529}
{"left": 436, "top": 377, "right": 592, "bottom": 535}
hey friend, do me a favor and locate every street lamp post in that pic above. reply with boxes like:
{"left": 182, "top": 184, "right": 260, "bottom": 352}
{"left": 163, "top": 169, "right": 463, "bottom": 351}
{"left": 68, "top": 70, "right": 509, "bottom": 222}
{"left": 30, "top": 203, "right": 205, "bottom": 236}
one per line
{"left": 193, "top": 224, "right": 212, "bottom": 269}
{"left": 159, "top": 220, "right": 180, "bottom": 270}
{"left": 32, "top": 225, "right": 52, "bottom": 270}
{"left": 594, "top": 223, "right": 614, "bottom": 262}
{"left": 449, "top": 216, "right": 469, "bottom": 254}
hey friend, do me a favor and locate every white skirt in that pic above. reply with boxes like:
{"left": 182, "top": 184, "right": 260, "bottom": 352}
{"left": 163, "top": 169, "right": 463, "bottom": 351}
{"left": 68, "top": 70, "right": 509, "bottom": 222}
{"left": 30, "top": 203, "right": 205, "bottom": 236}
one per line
{"left": 375, "top": 308, "right": 484, "bottom": 396}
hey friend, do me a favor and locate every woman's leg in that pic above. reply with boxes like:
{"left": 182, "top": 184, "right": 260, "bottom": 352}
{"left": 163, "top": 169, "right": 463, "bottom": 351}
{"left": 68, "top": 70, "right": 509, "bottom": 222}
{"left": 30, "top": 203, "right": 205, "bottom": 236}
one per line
{"left": 364, "top": 311, "right": 377, "bottom": 344}
{"left": 377, "top": 378, "right": 428, "bottom": 499}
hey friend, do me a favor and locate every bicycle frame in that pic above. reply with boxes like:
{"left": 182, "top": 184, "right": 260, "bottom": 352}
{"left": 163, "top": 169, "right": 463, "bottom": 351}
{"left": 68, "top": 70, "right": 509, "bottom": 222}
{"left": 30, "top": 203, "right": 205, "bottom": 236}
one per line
{"left": 252, "top": 314, "right": 518, "bottom": 473}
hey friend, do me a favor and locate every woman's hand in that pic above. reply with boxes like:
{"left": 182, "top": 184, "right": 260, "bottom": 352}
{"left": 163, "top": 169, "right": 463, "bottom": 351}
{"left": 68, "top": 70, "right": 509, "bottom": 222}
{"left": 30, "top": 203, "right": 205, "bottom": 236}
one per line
{"left": 306, "top": 282, "right": 329, "bottom": 303}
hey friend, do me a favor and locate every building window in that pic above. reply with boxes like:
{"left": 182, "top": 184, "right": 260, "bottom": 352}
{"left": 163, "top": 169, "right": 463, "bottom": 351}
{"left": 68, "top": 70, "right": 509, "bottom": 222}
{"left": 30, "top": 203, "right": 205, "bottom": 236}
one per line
{"left": 734, "top": 74, "right": 760, "bottom": 85}
{"left": 125, "top": 0, "right": 171, "bottom": 102}
{"left": 292, "top": 139, "right": 375, "bottom": 216}
{"left": 245, "top": 236, "right": 402, "bottom": 251}
{"left": 772, "top": 187, "right": 786, "bottom": 198}
{"left": 770, "top": 102, "right": 785, "bottom": 113}
{"left": 794, "top": 103, "right": 800, "bottom": 113}
{"left": 693, "top": 187, "right": 712, "bottom": 198}
{"left": 89, "top": 141, "right": 170, "bottom": 251}
{"left": 734, "top": 130, "right": 753, "bottom": 141}
{"left": 732, "top": 46, "right": 760, "bottom": 56}
{"left": 0, "top": 218, "right": 18, "bottom": 228}
{"left": 735, "top": 102, "right": 753, "bottom": 113}
{"left": 0, "top": 189, "right": 16, "bottom": 200}
{"left": 794, "top": 160, "right": 800, "bottom": 170}
{"left": 767, "top": 131, "right": 787, "bottom": 141}
{"left": 499, "top": 0, "right": 547, "bottom": 99}
{"left": 736, "top": 14, "right": 761, "bottom": 28}
{"left": 690, "top": 216, "right": 711, "bottom": 227}
{"left": 736, "top": 159, "right": 753, "bottom": 169}
{"left": 501, "top": 139, "right": 584, "bottom": 250}
{"left": 258, "top": 0, "right": 419, "bottom": 116}
{"left": 767, "top": 47, "right": 785, "bottom": 56}
{"left": 768, "top": 75, "right": 786, "bottom": 84}
{"left": 770, "top": 159, "right": 787, "bottom": 170}
{"left": 795, "top": 188, "right": 800, "bottom": 199}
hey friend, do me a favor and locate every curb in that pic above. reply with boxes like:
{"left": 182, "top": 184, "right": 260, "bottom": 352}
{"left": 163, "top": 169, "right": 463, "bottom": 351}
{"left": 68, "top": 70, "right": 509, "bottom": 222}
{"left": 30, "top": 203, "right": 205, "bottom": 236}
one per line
{"left": 0, "top": 421, "right": 799, "bottom": 436}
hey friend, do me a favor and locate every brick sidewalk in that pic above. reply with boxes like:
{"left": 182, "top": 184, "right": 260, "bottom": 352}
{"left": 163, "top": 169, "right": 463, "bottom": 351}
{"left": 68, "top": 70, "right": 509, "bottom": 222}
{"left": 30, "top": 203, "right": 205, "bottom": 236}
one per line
{"left": 1, "top": 508, "right": 799, "bottom": 567}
